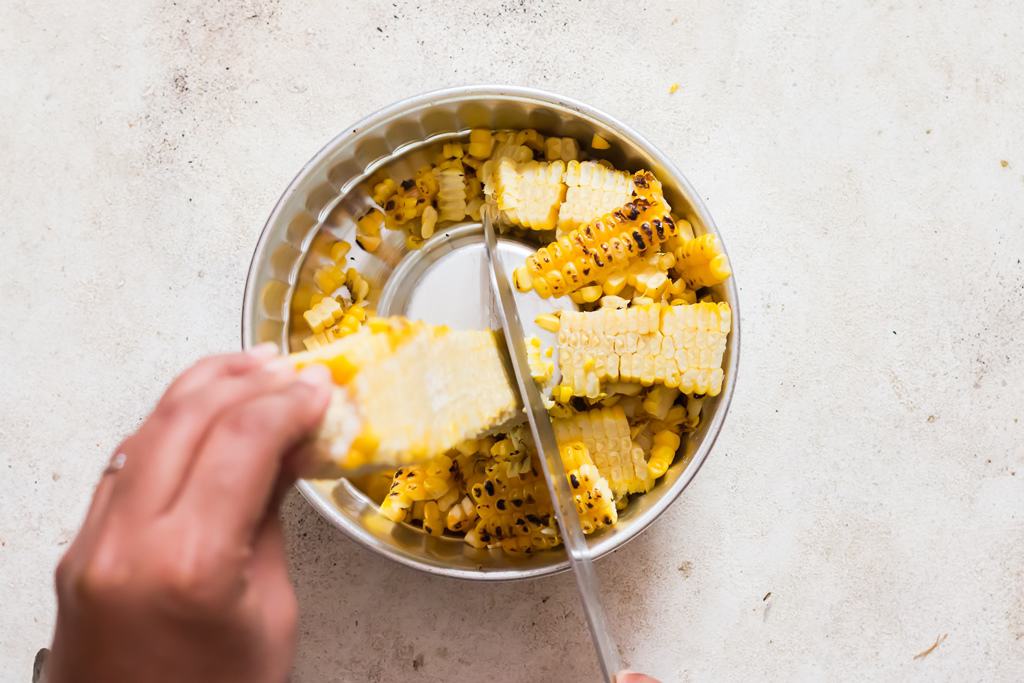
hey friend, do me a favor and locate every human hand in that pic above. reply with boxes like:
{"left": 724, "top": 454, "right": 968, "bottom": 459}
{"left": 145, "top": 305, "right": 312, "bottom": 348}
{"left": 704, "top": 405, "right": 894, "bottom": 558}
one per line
{"left": 617, "top": 672, "right": 661, "bottom": 682}
{"left": 47, "top": 347, "right": 333, "bottom": 683}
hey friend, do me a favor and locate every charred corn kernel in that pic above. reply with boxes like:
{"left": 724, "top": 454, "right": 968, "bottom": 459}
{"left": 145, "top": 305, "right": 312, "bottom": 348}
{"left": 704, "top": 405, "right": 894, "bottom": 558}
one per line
{"left": 420, "top": 205, "right": 438, "bottom": 239}
{"left": 356, "top": 209, "right": 384, "bottom": 248}
{"left": 303, "top": 296, "right": 343, "bottom": 333}
{"left": 534, "top": 312, "right": 561, "bottom": 333}
{"left": 569, "top": 284, "right": 603, "bottom": 304}
{"left": 414, "top": 166, "right": 440, "bottom": 201}
{"left": 642, "top": 386, "right": 678, "bottom": 420}
{"left": 599, "top": 295, "right": 629, "bottom": 310}
{"left": 446, "top": 495, "right": 478, "bottom": 532}
{"left": 490, "top": 438, "right": 515, "bottom": 458}
{"left": 330, "top": 241, "right": 352, "bottom": 262}
{"left": 591, "top": 133, "right": 611, "bottom": 150}
{"left": 557, "top": 302, "right": 732, "bottom": 398}
{"left": 570, "top": 462, "right": 618, "bottom": 533}
{"left": 558, "top": 161, "right": 635, "bottom": 232}
{"left": 314, "top": 264, "right": 346, "bottom": 294}
{"left": 491, "top": 159, "right": 567, "bottom": 230}
{"left": 647, "top": 429, "right": 681, "bottom": 479}
{"left": 518, "top": 171, "right": 676, "bottom": 298}
{"left": 436, "top": 166, "right": 467, "bottom": 222}
{"left": 512, "top": 267, "right": 534, "bottom": 292}
{"left": 554, "top": 406, "right": 649, "bottom": 497}
{"left": 674, "top": 234, "right": 731, "bottom": 288}
{"left": 683, "top": 393, "right": 705, "bottom": 431}
{"left": 300, "top": 325, "right": 521, "bottom": 469}
{"left": 467, "top": 129, "right": 495, "bottom": 158}
{"left": 422, "top": 501, "right": 444, "bottom": 536}
{"left": 371, "top": 178, "right": 398, "bottom": 205}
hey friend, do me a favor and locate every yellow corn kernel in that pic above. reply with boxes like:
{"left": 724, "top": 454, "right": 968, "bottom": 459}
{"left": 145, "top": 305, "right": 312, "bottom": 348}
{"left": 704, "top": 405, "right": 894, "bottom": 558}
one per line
{"left": 422, "top": 501, "right": 444, "bottom": 536}
{"left": 491, "top": 159, "right": 567, "bottom": 230}
{"left": 599, "top": 295, "right": 629, "bottom": 310}
{"left": 371, "top": 177, "right": 398, "bottom": 205}
{"left": 642, "top": 386, "right": 678, "bottom": 420}
{"left": 534, "top": 312, "right": 561, "bottom": 333}
{"left": 647, "top": 429, "right": 681, "bottom": 478}
{"left": 602, "top": 272, "right": 628, "bottom": 296}
{"left": 436, "top": 166, "right": 467, "bottom": 222}
{"left": 570, "top": 285, "right": 603, "bottom": 304}
{"left": 441, "top": 142, "right": 464, "bottom": 159}
{"left": 421, "top": 205, "right": 438, "bottom": 239}
{"left": 356, "top": 210, "right": 384, "bottom": 253}
{"left": 330, "top": 241, "right": 352, "bottom": 263}
{"left": 467, "top": 129, "right": 495, "bottom": 158}
{"left": 314, "top": 264, "right": 346, "bottom": 294}
{"left": 303, "top": 296, "right": 343, "bottom": 333}
{"left": 591, "top": 133, "right": 611, "bottom": 150}
{"left": 554, "top": 385, "right": 574, "bottom": 404}
{"left": 405, "top": 234, "right": 424, "bottom": 250}
{"left": 669, "top": 82, "right": 680, "bottom": 94}
{"left": 415, "top": 165, "right": 440, "bottom": 201}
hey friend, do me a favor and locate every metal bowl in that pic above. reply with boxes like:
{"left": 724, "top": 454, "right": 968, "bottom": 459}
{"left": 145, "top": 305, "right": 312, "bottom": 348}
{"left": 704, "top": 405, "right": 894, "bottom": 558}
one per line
{"left": 241, "top": 86, "right": 740, "bottom": 580}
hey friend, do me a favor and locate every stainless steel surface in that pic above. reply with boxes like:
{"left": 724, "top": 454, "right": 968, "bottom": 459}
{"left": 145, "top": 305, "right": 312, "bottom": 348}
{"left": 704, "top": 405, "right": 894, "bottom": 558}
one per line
{"left": 241, "top": 85, "right": 740, "bottom": 580}
{"left": 482, "top": 209, "right": 620, "bottom": 680}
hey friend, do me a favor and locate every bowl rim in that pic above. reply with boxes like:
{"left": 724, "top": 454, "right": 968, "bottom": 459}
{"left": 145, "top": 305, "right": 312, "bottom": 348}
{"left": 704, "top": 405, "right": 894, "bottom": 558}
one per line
{"left": 241, "top": 84, "right": 740, "bottom": 581}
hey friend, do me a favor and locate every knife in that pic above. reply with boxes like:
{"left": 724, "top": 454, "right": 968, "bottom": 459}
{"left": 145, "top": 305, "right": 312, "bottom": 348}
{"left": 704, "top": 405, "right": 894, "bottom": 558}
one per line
{"left": 481, "top": 207, "right": 622, "bottom": 682}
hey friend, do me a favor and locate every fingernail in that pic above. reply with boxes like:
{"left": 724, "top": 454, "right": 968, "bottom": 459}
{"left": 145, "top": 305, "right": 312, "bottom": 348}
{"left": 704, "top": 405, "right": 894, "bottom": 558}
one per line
{"left": 296, "top": 363, "right": 332, "bottom": 387}
{"left": 248, "top": 342, "right": 280, "bottom": 359}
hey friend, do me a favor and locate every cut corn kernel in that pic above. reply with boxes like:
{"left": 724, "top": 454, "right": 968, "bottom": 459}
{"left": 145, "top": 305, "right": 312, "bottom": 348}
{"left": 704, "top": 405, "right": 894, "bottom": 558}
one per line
{"left": 558, "top": 161, "right": 635, "bottom": 232}
{"left": 436, "top": 166, "right": 467, "bottom": 222}
{"left": 491, "top": 159, "right": 567, "bottom": 230}
{"left": 303, "top": 296, "right": 343, "bottom": 333}
{"left": 314, "top": 264, "right": 346, "bottom": 294}
{"left": 467, "top": 129, "right": 495, "bottom": 158}
{"left": 557, "top": 302, "right": 732, "bottom": 398}
{"left": 371, "top": 178, "right": 398, "bottom": 205}
{"left": 590, "top": 133, "right": 611, "bottom": 150}
{"left": 569, "top": 284, "right": 603, "bottom": 304}
{"left": 534, "top": 312, "right": 561, "bottom": 333}
{"left": 642, "top": 386, "right": 678, "bottom": 420}
{"left": 421, "top": 205, "right": 438, "bottom": 239}
{"left": 647, "top": 429, "right": 681, "bottom": 479}
{"left": 330, "top": 241, "right": 352, "bottom": 263}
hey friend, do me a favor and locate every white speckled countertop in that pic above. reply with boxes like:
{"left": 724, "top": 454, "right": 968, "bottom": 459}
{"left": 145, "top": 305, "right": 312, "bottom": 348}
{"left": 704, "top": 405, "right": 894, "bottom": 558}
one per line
{"left": 2, "top": 1, "right": 1022, "bottom": 681}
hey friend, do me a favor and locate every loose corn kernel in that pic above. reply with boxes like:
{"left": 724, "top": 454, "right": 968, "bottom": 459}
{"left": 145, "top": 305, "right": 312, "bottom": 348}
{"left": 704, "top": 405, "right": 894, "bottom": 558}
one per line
{"left": 421, "top": 205, "right": 438, "bottom": 239}
{"left": 441, "top": 142, "right": 464, "bottom": 159}
{"left": 314, "top": 264, "right": 346, "bottom": 294}
{"left": 570, "top": 285, "right": 603, "bottom": 304}
{"left": 330, "top": 241, "right": 352, "bottom": 262}
{"left": 590, "top": 133, "right": 611, "bottom": 150}
{"left": 534, "top": 312, "right": 561, "bottom": 333}
{"left": 371, "top": 178, "right": 398, "bottom": 205}
{"left": 554, "top": 385, "right": 574, "bottom": 404}
{"left": 467, "top": 129, "right": 494, "bottom": 158}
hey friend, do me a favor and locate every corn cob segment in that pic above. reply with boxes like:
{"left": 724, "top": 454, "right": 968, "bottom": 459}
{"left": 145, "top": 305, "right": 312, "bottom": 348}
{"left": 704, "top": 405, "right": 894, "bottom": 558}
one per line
{"left": 673, "top": 233, "right": 732, "bottom": 288}
{"left": 294, "top": 322, "right": 521, "bottom": 472}
{"left": 491, "top": 159, "right": 567, "bottom": 230}
{"left": 557, "top": 302, "right": 732, "bottom": 398}
{"left": 513, "top": 171, "right": 676, "bottom": 298}
{"left": 554, "top": 406, "right": 649, "bottom": 497}
{"left": 558, "top": 161, "right": 635, "bottom": 232}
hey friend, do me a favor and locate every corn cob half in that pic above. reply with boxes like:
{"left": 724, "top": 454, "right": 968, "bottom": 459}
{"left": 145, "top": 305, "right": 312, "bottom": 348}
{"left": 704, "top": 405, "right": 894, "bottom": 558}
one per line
{"left": 513, "top": 171, "right": 676, "bottom": 298}
{"left": 557, "top": 302, "right": 732, "bottom": 398}
{"left": 554, "top": 406, "right": 649, "bottom": 497}
{"left": 293, "top": 320, "right": 521, "bottom": 473}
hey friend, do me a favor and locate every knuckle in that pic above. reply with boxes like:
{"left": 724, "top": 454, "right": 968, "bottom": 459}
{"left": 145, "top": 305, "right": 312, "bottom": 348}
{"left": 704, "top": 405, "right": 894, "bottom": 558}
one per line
{"left": 157, "top": 555, "right": 231, "bottom": 615}
{"left": 221, "top": 404, "right": 275, "bottom": 438}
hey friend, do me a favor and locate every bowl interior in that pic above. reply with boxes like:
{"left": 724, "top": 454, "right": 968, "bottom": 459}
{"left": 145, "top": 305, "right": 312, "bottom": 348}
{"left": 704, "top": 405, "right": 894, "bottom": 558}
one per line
{"left": 242, "top": 86, "right": 739, "bottom": 580}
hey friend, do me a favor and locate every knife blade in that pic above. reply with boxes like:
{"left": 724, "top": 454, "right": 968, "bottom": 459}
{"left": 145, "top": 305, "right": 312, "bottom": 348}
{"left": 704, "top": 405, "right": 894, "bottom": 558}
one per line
{"left": 481, "top": 208, "right": 622, "bottom": 682}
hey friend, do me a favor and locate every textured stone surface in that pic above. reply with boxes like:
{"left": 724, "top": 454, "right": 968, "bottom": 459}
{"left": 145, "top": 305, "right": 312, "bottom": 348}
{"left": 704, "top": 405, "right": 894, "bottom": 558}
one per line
{"left": 2, "top": 1, "right": 1023, "bottom": 681}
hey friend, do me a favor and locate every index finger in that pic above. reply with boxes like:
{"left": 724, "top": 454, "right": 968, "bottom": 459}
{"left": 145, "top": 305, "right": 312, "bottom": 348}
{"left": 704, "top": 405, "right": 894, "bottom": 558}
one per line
{"left": 172, "top": 364, "right": 333, "bottom": 545}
